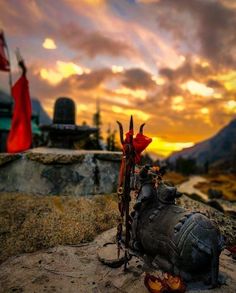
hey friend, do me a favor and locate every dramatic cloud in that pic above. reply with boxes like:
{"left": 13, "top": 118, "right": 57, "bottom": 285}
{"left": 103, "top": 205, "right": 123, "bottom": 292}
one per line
{"left": 0, "top": 0, "right": 235, "bottom": 156}
{"left": 60, "top": 22, "right": 135, "bottom": 59}
{"left": 64, "top": 68, "right": 114, "bottom": 90}
{"left": 159, "top": 59, "right": 213, "bottom": 83}
{"left": 155, "top": 0, "right": 236, "bottom": 68}
{"left": 122, "top": 68, "right": 156, "bottom": 90}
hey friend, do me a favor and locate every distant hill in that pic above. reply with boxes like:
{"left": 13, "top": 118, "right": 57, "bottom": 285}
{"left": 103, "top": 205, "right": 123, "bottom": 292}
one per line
{"left": 168, "top": 118, "right": 236, "bottom": 171}
{"left": 31, "top": 99, "right": 51, "bottom": 125}
{"left": 0, "top": 89, "right": 13, "bottom": 105}
{"left": 0, "top": 89, "right": 51, "bottom": 125}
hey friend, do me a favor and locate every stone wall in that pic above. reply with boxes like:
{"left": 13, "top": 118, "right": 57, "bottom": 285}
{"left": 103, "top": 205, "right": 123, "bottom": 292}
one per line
{"left": 0, "top": 148, "right": 121, "bottom": 196}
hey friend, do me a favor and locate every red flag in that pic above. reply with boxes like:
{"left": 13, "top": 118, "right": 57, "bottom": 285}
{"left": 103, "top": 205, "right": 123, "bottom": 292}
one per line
{"left": 0, "top": 31, "right": 10, "bottom": 72}
{"left": 124, "top": 130, "right": 152, "bottom": 164}
{"left": 133, "top": 132, "right": 152, "bottom": 163}
{"left": 7, "top": 74, "right": 32, "bottom": 153}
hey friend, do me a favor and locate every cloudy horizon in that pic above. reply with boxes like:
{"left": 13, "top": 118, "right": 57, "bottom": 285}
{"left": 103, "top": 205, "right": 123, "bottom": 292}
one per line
{"left": 0, "top": 0, "right": 235, "bottom": 156}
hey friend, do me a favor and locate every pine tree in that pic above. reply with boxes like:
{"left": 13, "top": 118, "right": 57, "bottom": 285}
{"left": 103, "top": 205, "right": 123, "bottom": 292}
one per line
{"left": 92, "top": 99, "right": 102, "bottom": 149}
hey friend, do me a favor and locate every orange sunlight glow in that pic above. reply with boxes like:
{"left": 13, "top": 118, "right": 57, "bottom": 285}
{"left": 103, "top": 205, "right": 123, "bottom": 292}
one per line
{"left": 217, "top": 70, "right": 236, "bottom": 92}
{"left": 151, "top": 75, "right": 165, "bottom": 85}
{"left": 147, "top": 136, "right": 194, "bottom": 157}
{"left": 111, "top": 65, "right": 124, "bottom": 73}
{"left": 114, "top": 88, "right": 147, "bottom": 100}
{"left": 200, "top": 107, "right": 209, "bottom": 114}
{"left": 112, "top": 105, "right": 150, "bottom": 121}
{"left": 183, "top": 80, "right": 214, "bottom": 97}
{"left": 77, "top": 104, "right": 89, "bottom": 112}
{"left": 171, "top": 96, "right": 185, "bottom": 112}
{"left": 83, "top": 0, "right": 105, "bottom": 5}
{"left": 40, "top": 61, "right": 90, "bottom": 85}
{"left": 224, "top": 100, "right": 236, "bottom": 113}
{"left": 103, "top": 96, "right": 130, "bottom": 106}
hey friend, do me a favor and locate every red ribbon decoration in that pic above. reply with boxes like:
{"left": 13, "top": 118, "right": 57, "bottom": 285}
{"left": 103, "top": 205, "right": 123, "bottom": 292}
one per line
{"left": 119, "top": 130, "right": 152, "bottom": 189}
{"left": 125, "top": 130, "right": 152, "bottom": 164}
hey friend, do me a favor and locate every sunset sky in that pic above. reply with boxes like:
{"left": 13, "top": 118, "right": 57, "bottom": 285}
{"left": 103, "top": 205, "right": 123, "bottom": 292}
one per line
{"left": 0, "top": 0, "right": 236, "bottom": 156}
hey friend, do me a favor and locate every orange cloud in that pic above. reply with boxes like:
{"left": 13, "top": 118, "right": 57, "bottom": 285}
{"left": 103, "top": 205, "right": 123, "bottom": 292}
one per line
{"left": 112, "top": 106, "right": 151, "bottom": 122}
{"left": 40, "top": 61, "right": 90, "bottom": 85}
{"left": 183, "top": 80, "right": 214, "bottom": 97}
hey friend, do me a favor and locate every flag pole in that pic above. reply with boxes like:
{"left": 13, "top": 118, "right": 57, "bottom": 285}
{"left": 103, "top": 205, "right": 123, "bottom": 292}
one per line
{"left": 2, "top": 30, "right": 13, "bottom": 93}
{"left": 15, "top": 47, "right": 26, "bottom": 75}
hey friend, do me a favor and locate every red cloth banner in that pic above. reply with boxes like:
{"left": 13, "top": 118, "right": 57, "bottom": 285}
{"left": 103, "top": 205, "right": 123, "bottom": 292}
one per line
{"left": 133, "top": 132, "right": 152, "bottom": 163}
{"left": 7, "top": 75, "right": 32, "bottom": 153}
{"left": 118, "top": 130, "right": 152, "bottom": 186}
{"left": 124, "top": 130, "right": 152, "bottom": 164}
{"left": 0, "top": 31, "right": 10, "bottom": 72}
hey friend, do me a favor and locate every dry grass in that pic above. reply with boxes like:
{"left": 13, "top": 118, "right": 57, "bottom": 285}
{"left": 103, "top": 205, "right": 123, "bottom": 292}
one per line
{"left": 0, "top": 193, "right": 119, "bottom": 264}
{"left": 195, "top": 174, "right": 236, "bottom": 201}
{"left": 163, "top": 171, "right": 188, "bottom": 186}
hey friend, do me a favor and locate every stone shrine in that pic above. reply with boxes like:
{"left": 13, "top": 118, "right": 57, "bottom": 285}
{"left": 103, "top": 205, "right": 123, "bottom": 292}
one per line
{"left": 41, "top": 97, "right": 97, "bottom": 149}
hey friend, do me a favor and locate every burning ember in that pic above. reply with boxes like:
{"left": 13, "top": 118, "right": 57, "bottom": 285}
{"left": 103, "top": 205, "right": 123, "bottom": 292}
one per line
{"left": 144, "top": 273, "right": 186, "bottom": 293}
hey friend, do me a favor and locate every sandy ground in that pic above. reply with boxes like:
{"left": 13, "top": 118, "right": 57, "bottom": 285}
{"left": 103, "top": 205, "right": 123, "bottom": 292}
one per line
{"left": 0, "top": 228, "right": 235, "bottom": 293}
{"left": 0, "top": 176, "right": 235, "bottom": 292}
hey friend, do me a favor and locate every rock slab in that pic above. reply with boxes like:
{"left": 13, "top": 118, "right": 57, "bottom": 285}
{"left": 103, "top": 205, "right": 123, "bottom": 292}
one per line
{"left": 0, "top": 148, "right": 121, "bottom": 196}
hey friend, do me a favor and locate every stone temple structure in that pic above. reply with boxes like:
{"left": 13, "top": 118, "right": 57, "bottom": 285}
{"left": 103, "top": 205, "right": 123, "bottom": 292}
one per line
{"left": 0, "top": 97, "right": 122, "bottom": 196}
{"left": 41, "top": 97, "right": 97, "bottom": 149}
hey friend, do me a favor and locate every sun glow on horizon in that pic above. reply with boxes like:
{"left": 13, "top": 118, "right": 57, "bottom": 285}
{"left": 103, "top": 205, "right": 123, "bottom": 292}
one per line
{"left": 147, "top": 136, "right": 194, "bottom": 157}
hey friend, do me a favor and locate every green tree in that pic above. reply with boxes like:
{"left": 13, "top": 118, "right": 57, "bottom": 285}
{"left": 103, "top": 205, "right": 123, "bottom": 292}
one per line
{"left": 175, "top": 157, "right": 197, "bottom": 175}
{"left": 92, "top": 99, "right": 102, "bottom": 150}
{"left": 106, "top": 125, "right": 120, "bottom": 151}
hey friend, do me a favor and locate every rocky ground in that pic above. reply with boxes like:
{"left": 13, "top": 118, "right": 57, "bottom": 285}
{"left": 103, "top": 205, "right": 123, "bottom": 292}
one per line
{"left": 178, "top": 176, "right": 236, "bottom": 215}
{"left": 0, "top": 228, "right": 235, "bottom": 293}
{"left": 0, "top": 176, "right": 235, "bottom": 292}
{"left": 177, "top": 194, "right": 236, "bottom": 246}
{"left": 177, "top": 176, "right": 236, "bottom": 246}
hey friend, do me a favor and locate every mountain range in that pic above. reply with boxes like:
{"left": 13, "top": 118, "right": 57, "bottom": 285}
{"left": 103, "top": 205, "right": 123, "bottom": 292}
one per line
{"left": 168, "top": 118, "right": 236, "bottom": 171}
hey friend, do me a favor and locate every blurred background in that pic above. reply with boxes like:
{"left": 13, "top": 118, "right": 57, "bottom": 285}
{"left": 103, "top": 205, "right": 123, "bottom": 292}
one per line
{"left": 0, "top": 0, "right": 235, "bottom": 158}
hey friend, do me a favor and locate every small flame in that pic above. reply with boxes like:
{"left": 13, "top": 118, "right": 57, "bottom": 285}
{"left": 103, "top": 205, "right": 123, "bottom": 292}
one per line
{"left": 164, "top": 273, "right": 186, "bottom": 292}
{"left": 144, "top": 274, "right": 166, "bottom": 293}
{"left": 144, "top": 273, "right": 186, "bottom": 293}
